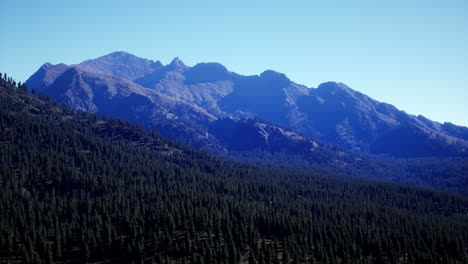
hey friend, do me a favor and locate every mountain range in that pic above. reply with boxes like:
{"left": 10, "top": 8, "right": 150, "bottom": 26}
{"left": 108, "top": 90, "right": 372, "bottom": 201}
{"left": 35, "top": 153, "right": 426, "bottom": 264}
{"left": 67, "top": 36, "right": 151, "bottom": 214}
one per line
{"left": 26, "top": 51, "right": 468, "bottom": 158}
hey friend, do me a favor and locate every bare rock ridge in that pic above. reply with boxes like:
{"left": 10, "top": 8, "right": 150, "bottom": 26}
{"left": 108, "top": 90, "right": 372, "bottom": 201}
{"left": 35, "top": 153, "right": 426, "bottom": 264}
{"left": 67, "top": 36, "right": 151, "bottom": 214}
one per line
{"left": 77, "top": 51, "right": 163, "bottom": 81}
{"left": 26, "top": 51, "right": 468, "bottom": 157}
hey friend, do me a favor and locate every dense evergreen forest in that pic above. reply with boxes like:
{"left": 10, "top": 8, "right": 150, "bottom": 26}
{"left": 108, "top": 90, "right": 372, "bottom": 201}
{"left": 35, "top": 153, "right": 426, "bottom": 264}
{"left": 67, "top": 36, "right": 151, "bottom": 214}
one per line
{"left": 227, "top": 149, "right": 468, "bottom": 196}
{"left": 0, "top": 72, "right": 467, "bottom": 263}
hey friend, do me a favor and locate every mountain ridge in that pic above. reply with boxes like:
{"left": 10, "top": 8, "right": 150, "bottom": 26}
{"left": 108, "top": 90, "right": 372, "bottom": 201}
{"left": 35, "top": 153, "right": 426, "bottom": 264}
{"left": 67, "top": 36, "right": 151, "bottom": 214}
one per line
{"left": 27, "top": 61, "right": 319, "bottom": 155}
{"left": 26, "top": 52, "right": 468, "bottom": 157}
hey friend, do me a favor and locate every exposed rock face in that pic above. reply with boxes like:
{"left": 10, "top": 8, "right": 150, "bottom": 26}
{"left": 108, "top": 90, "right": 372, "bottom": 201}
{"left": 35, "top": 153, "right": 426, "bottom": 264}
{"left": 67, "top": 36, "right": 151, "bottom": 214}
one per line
{"left": 26, "top": 59, "right": 314, "bottom": 154}
{"left": 76, "top": 51, "right": 163, "bottom": 81}
{"left": 26, "top": 62, "right": 70, "bottom": 92}
{"left": 208, "top": 117, "right": 319, "bottom": 152}
{"left": 26, "top": 52, "right": 468, "bottom": 157}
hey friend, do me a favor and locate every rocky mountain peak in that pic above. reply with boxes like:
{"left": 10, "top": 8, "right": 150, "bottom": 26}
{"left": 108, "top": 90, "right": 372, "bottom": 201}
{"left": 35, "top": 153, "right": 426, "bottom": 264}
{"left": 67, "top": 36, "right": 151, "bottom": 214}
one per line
{"left": 185, "top": 62, "right": 231, "bottom": 83}
{"left": 76, "top": 51, "right": 162, "bottom": 81}
{"left": 168, "top": 57, "right": 188, "bottom": 71}
{"left": 106, "top": 51, "right": 133, "bottom": 57}
{"left": 258, "top": 70, "right": 292, "bottom": 90}
{"left": 316, "top": 82, "right": 353, "bottom": 94}
{"left": 260, "top": 70, "right": 290, "bottom": 81}
{"left": 40, "top": 62, "right": 53, "bottom": 70}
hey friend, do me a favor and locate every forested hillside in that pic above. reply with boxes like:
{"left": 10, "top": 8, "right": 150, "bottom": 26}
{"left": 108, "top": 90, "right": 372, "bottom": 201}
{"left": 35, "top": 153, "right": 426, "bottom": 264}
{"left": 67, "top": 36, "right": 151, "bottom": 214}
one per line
{"left": 1, "top": 73, "right": 467, "bottom": 263}
{"left": 226, "top": 149, "right": 468, "bottom": 196}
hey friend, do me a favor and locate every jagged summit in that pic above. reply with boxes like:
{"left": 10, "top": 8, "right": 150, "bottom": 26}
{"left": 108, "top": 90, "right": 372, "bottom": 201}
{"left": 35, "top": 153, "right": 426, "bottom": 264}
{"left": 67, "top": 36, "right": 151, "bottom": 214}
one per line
{"left": 40, "top": 62, "right": 53, "bottom": 69}
{"left": 168, "top": 57, "right": 188, "bottom": 71}
{"left": 39, "top": 62, "right": 68, "bottom": 70}
{"left": 170, "top": 56, "right": 183, "bottom": 64}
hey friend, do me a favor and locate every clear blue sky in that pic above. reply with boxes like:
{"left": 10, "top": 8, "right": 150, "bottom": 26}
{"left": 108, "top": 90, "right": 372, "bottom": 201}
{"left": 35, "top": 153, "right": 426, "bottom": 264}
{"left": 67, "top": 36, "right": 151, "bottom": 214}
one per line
{"left": 1, "top": 0, "right": 467, "bottom": 126}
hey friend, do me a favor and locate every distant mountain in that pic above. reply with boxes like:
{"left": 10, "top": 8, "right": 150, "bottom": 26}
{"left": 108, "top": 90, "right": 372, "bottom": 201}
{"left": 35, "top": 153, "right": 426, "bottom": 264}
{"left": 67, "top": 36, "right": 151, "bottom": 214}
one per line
{"left": 26, "top": 51, "right": 468, "bottom": 157}
{"left": 26, "top": 56, "right": 317, "bottom": 154}
{"left": 297, "top": 82, "right": 468, "bottom": 156}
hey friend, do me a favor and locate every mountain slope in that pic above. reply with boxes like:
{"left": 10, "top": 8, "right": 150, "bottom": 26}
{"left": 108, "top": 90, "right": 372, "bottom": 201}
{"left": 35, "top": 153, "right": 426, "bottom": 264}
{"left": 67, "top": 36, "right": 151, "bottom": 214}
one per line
{"left": 2, "top": 73, "right": 468, "bottom": 263}
{"left": 297, "top": 81, "right": 468, "bottom": 155}
{"left": 26, "top": 52, "right": 468, "bottom": 157}
{"left": 26, "top": 60, "right": 326, "bottom": 155}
